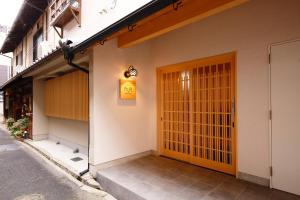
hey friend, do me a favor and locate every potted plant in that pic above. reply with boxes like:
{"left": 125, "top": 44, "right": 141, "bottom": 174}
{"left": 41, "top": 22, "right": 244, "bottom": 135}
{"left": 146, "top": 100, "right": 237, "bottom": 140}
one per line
{"left": 8, "top": 118, "right": 29, "bottom": 141}
{"left": 13, "top": 130, "right": 24, "bottom": 141}
{"left": 10, "top": 121, "right": 21, "bottom": 137}
{"left": 19, "top": 118, "right": 29, "bottom": 139}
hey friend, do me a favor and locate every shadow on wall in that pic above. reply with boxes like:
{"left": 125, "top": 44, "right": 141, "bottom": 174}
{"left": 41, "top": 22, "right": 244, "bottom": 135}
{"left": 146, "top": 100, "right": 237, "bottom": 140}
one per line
{"left": 117, "top": 99, "right": 136, "bottom": 106}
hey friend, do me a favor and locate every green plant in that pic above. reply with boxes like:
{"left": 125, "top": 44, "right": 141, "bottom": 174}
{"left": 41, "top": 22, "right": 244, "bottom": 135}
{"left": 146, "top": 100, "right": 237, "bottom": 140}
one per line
{"left": 13, "top": 130, "right": 23, "bottom": 137}
{"left": 10, "top": 121, "right": 21, "bottom": 136}
{"left": 9, "top": 118, "right": 29, "bottom": 137}
{"left": 6, "top": 118, "right": 15, "bottom": 130}
{"left": 18, "top": 118, "right": 29, "bottom": 131}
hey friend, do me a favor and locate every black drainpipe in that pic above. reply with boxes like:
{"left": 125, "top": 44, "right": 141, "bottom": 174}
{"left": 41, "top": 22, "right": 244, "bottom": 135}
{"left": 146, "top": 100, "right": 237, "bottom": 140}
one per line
{"left": 60, "top": 40, "right": 90, "bottom": 176}
{"left": 66, "top": 55, "right": 89, "bottom": 74}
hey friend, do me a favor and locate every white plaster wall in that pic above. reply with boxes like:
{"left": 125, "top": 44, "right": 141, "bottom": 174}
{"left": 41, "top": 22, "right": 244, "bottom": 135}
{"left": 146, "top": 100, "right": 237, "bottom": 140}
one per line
{"left": 48, "top": 117, "right": 88, "bottom": 148}
{"left": 32, "top": 79, "right": 49, "bottom": 140}
{"left": 150, "top": 0, "right": 300, "bottom": 179}
{"left": 63, "top": 0, "right": 152, "bottom": 43}
{"left": 91, "top": 39, "right": 155, "bottom": 164}
{"left": 90, "top": 0, "right": 300, "bottom": 179}
{"left": 25, "top": 31, "right": 33, "bottom": 67}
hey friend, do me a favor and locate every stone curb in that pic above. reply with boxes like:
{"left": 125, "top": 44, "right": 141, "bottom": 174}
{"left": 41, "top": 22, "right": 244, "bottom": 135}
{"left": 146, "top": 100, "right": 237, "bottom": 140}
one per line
{"left": 20, "top": 141, "right": 116, "bottom": 200}
{"left": 23, "top": 140, "right": 81, "bottom": 179}
{"left": 24, "top": 140, "right": 103, "bottom": 190}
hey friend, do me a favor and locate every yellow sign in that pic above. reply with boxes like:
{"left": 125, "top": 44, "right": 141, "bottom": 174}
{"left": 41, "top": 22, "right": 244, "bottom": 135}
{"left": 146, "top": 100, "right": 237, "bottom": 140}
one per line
{"left": 120, "top": 79, "right": 136, "bottom": 100}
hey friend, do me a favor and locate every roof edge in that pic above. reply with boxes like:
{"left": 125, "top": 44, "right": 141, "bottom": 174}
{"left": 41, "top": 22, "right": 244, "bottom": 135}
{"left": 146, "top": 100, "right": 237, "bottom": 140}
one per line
{"left": 72, "top": 0, "right": 176, "bottom": 54}
{"left": 0, "top": 1, "right": 49, "bottom": 54}
{"left": 0, "top": 48, "right": 61, "bottom": 90}
{"left": 0, "top": 2, "right": 26, "bottom": 53}
{"left": 1, "top": 0, "right": 176, "bottom": 89}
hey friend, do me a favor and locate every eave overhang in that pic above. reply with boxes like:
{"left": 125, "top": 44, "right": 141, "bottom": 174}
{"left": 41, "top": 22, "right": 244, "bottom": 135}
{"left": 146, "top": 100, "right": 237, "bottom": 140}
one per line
{"left": 0, "top": 48, "right": 62, "bottom": 90}
{"left": 71, "top": 0, "right": 176, "bottom": 55}
{"left": 0, "top": 0, "right": 49, "bottom": 54}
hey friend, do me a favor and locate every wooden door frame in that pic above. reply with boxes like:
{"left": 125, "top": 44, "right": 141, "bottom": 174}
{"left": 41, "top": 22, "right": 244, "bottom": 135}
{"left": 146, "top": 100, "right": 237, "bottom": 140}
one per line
{"left": 156, "top": 52, "right": 237, "bottom": 175}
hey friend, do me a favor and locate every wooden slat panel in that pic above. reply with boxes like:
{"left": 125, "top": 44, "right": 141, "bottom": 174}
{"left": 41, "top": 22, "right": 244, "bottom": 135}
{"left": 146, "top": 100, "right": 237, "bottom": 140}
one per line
{"left": 44, "top": 70, "right": 88, "bottom": 121}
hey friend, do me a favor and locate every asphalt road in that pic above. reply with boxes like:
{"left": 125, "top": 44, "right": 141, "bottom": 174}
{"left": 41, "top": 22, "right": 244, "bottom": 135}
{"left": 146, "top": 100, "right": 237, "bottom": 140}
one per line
{"left": 0, "top": 129, "right": 103, "bottom": 200}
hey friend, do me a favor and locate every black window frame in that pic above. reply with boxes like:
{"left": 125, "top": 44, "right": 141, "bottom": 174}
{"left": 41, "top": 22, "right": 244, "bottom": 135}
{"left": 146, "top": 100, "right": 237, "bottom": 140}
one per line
{"left": 33, "top": 28, "right": 43, "bottom": 62}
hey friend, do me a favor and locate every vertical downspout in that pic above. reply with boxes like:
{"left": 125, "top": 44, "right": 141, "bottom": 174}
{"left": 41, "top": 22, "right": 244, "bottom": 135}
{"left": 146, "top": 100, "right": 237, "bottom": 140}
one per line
{"left": 84, "top": 74, "right": 90, "bottom": 176}
{"left": 67, "top": 60, "right": 89, "bottom": 176}
{"left": 78, "top": 64, "right": 89, "bottom": 176}
{"left": 78, "top": 67, "right": 90, "bottom": 176}
{"left": 67, "top": 61, "right": 90, "bottom": 176}
{"left": 59, "top": 40, "right": 90, "bottom": 176}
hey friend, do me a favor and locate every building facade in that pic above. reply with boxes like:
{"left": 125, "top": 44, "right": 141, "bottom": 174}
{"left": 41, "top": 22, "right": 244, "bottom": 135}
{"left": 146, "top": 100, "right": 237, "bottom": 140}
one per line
{"left": 1, "top": 0, "right": 300, "bottom": 196}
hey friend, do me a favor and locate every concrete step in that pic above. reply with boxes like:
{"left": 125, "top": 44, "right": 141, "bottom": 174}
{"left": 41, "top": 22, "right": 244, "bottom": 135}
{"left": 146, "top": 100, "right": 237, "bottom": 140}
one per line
{"left": 97, "top": 172, "right": 145, "bottom": 200}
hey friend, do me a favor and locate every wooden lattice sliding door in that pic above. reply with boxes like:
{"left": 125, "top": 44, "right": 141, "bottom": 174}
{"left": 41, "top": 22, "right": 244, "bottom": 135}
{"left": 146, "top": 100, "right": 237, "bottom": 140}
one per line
{"left": 160, "top": 70, "right": 192, "bottom": 161}
{"left": 157, "top": 52, "right": 236, "bottom": 175}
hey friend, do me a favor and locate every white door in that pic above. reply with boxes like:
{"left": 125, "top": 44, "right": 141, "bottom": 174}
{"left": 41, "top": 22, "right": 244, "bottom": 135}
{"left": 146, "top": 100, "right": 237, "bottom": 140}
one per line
{"left": 271, "top": 40, "right": 300, "bottom": 195}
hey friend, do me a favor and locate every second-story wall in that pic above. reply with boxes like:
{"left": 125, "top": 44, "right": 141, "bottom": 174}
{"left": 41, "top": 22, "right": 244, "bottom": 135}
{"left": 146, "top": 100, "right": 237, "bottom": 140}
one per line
{"left": 13, "top": 14, "right": 45, "bottom": 74}
{"left": 12, "top": 9, "right": 60, "bottom": 75}
{"left": 11, "top": 0, "right": 153, "bottom": 76}
{"left": 63, "top": 0, "right": 153, "bottom": 45}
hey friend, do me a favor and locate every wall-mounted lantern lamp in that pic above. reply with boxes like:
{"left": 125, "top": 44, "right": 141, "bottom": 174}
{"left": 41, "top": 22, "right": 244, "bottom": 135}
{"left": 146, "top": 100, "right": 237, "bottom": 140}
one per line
{"left": 124, "top": 66, "right": 138, "bottom": 78}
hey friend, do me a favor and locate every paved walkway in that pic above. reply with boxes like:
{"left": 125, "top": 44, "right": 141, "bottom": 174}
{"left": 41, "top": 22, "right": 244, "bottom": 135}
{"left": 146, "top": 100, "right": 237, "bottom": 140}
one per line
{"left": 0, "top": 129, "right": 109, "bottom": 200}
{"left": 98, "top": 155, "right": 300, "bottom": 200}
{"left": 25, "top": 139, "right": 88, "bottom": 176}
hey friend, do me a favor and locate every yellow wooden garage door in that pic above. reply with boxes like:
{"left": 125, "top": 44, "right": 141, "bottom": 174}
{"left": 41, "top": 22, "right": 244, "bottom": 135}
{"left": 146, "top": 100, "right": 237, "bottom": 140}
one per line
{"left": 157, "top": 52, "right": 236, "bottom": 175}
